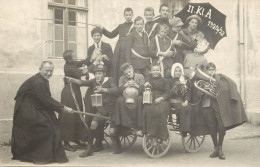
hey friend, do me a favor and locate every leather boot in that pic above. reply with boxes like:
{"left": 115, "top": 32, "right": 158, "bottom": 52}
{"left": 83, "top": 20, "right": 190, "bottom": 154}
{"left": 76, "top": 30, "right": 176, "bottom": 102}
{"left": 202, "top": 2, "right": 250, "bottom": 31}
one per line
{"left": 209, "top": 146, "right": 219, "bottom": 158}
{"left": 63, "top": 143, "right": 77, "bottom": 152}
{"left": 218, "top": 145, "right": 225, "bottom": 160}
{"left": 110, "top": 136, "right": 122, "bottom": 154}
{"left": 79, "top": 144, "right": 93, "bottom": 158}
{"left": 93, "top": 132, "right": 104, "bottom": 152}
{"left": 93, "top": 143, "right": 103, "bottom": 152}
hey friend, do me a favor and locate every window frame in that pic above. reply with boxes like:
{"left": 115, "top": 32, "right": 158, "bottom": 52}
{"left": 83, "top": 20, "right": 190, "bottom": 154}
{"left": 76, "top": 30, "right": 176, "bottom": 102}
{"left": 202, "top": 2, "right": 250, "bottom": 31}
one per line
{"left": 167, "top": 0, "right": 189, "bottom": 18}
{"left": 48, "top": 0, "right": 89, "bottom": 59}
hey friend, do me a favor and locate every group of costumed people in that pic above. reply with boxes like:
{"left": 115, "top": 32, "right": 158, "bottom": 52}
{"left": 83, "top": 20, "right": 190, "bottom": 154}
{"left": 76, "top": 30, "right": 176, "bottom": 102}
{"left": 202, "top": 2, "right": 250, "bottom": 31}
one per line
{"left": 11, "top": 4, "right": 247, "bottom": 165}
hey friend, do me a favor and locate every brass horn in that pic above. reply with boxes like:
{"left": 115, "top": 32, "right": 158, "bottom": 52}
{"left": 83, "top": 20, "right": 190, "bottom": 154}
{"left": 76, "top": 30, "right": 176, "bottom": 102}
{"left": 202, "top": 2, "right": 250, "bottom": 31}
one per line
{"left": 193, "top": 68, "right": 217, "bottom": 98}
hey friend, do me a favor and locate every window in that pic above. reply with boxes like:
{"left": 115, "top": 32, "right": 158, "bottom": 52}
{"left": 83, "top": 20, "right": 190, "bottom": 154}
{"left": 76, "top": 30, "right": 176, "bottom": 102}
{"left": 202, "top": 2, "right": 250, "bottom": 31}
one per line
{"left": 47, "top": 0, "right": 88, "bottom": 59}
{"left": 165, "top": 0, "right": 189, "bottom": 18}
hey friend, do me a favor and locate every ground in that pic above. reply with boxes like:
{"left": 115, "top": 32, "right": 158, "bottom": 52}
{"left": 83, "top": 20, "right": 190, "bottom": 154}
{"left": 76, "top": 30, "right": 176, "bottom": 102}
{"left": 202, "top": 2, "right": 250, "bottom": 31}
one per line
{"left": 1, "top": 123, "right": 260, "bottom": 167}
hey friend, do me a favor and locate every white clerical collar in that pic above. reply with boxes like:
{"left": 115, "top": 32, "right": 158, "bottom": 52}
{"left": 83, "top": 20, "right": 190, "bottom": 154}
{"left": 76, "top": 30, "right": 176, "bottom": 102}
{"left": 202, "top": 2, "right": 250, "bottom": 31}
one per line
{"left": 94, "top": 41, "right": 102, "bottom": 49}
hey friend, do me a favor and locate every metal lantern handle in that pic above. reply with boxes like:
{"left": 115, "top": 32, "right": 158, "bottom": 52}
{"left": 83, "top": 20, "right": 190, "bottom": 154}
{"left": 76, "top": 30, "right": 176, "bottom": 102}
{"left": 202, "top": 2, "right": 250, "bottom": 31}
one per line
{"left": 144, "top": 83, "right": 152, "bottom": 91}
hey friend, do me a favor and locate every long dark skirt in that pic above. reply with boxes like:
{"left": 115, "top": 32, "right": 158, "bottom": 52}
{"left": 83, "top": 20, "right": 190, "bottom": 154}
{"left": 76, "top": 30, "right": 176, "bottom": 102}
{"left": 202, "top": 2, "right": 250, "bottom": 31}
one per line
{"left": 113, "top": 96, "right": 143, "bottom": 129}
{"left": 111, "top": 38, "right": 128, "bottom": 86}
{"left": 143, "top": 101, "right": 170, "bottom": 141}
{"left": 12, "top": 109, "right": 68, "bottom": 164}
{"left": 59, "top": 83, "right": 85, "bottom": 143}
{"left": 170, "top": 102, "right": 192, "bottom": 132}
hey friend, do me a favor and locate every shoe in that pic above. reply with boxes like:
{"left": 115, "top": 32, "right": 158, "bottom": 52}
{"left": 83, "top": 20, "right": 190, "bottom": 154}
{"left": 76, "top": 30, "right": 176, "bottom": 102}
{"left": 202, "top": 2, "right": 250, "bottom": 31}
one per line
{"left": 93, "top": 144, "right": 103, "bottom": 152}
{"left": 79, "top": 145, "right": 93, "bottom": 158}
{"left": 209, "top": 147, "right": 219, "bottom": 158}
{"left": 75, "top": 140, "right": 87, "bottom": 147}
{"left": 112, "top": 144, "right": 122, "bottom": 154}
{"left": 64, "top": 144, "right": 77, "bottom": 152}
{"left": 136, "top": 130, "right": 143, "bottom": 137}
{"left": 182, "top": 132, "right": 187, "bottom": 137}
{"left": 110, "top": 136, "right": 122, "bottom": 154}
{"left": 218, "top": 146, "right": 225, "bottom": 160}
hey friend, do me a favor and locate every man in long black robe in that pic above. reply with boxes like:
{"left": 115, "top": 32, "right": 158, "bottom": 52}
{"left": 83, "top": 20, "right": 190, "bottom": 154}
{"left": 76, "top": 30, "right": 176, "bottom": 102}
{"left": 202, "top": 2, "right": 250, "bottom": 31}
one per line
{"left": 11, "top": 61, "right": 72, "bottom": 164}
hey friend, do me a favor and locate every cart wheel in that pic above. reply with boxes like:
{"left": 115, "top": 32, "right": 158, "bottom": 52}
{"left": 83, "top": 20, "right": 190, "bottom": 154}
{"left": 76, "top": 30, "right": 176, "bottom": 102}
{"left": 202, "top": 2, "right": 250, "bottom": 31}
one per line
{"left": 182, "top": 133, "right": 205, "bottom": 153}
{"left": 119, "top": 130, "right": 137, "bottom": 149}
{"left": 143, "top": 134, "right": 171, "bottom": 158}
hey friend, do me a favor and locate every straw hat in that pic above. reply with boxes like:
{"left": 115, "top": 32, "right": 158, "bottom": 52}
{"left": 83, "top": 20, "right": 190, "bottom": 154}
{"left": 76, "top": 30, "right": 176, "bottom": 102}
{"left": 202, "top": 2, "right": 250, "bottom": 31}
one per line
{"left": 186, "top": 14, "right": 202, "bottom": 25}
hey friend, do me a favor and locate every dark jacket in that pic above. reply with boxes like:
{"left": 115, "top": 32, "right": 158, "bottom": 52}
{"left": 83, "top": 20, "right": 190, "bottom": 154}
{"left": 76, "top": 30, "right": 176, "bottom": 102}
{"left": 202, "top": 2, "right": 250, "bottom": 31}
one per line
{"left": 80, "top": 77, "right": 119, "bottom": 106}
{"left": 59, "top": 60, "right": 87, "bottom": 142}
{"left": 125, "top": 30, "right": 150, "bottom": 70}
{"left": 12, "top": 73, "right": 67, "bottom": 164}
{"left": 86, "top": 41, "right": 113, "bottom": 76}
{"left": 102, "top": 21, "right": 135, "bottom": 85}
{"left": 214, "top": 74, "right": 248, "bottom": 129}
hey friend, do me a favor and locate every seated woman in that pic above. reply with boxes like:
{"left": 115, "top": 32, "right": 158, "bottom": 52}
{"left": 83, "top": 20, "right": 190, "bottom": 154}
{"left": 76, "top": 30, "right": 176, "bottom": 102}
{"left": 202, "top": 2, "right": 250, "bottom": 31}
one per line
{"left": 168, "top": 63, "right": 191, "bottom": 133}
{"left": 68, "top": 64, "right": 118, "bottom": 157}
{"left": 143, "top": 63, "right": 171, "bottom": 141}
{"left": 111, "top": 63, "right": 145, "bottom": 154}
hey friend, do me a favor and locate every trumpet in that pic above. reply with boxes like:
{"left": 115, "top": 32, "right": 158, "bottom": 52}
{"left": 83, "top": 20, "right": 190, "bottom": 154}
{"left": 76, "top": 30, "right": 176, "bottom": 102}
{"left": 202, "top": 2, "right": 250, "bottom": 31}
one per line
{"left": 193, "top": 68, "right": 217, "bottom": 98}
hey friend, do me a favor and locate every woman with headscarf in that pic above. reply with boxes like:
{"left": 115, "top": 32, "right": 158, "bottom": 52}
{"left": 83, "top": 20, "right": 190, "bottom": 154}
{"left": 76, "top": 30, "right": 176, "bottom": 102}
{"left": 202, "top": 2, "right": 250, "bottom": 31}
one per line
{"left": 168, "top": 63, "right": 191, "bottom": 132}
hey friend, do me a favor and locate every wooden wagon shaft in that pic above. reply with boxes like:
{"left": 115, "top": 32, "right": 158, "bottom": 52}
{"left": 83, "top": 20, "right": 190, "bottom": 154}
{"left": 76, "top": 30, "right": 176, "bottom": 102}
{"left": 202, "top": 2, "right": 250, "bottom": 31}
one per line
{"left": 71, "top": 110, "right": 113, "bottom": 121}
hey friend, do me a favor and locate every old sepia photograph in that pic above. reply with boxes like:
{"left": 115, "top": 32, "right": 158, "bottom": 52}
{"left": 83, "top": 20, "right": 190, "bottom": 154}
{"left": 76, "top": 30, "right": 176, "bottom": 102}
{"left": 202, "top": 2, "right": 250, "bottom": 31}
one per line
{"left": 0, "top": 0, "right": 259, "bottom": 166}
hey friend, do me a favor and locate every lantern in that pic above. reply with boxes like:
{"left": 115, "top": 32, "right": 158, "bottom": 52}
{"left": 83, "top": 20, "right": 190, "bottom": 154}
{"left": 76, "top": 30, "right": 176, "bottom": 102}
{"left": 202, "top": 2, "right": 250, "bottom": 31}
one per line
{"left": 143, "top": 88, "right": 153, "bottom": 104}
{"left": 91, "top": 93, "right": 102, "bottom": 107}
{"left": 123, "top": 87, "right": 139, "bottom": 104}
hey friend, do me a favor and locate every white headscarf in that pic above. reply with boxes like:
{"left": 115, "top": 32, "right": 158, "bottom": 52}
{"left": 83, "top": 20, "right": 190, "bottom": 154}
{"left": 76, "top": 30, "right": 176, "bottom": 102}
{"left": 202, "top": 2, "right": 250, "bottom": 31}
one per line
{"left": 171, "top": 63, "right": 186, "bottom": 84}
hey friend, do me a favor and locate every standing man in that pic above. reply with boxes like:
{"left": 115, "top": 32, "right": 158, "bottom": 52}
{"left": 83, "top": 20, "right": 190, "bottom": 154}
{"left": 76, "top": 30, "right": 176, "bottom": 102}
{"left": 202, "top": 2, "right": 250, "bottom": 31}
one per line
{"left": 125, "top": 16, "right": 150, "bottom": 79}
{"left": 201, "top": 62, "right": 247, "bottom": 160}
{"left": 86, "top": 27, "right": 113, "bottom": 76}
{"left": 144, "top": 7, "right": 159, "bottom": 42}
{"left": 11, "top": 61, "right": 73, "bottom": 164}
{"left": 153, "top": 4, "right": 170, "bottom": 26}
{"left": 97, "top": 8, "right": 135, "bottom": 86}
{"left": 149, "top": 24, "right": 175, "bottom": 79}
{"left": 59, "top": 50, "right": 89, "bottom": 151}
{"left": 168, "top": 17, "right": 186, "bottom": 64}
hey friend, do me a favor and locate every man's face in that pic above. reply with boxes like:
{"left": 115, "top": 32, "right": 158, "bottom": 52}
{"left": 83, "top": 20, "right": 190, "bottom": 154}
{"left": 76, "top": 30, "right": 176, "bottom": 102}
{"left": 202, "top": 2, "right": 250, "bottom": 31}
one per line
{"left": 188, "top": 19, "right": 198, "bottom": 30}
{"left": 40, "top": 63, "right": 54, "bottom": 80}
{"left": 144, "top": 11, "right": 154, "bottom": 22}
{"left": 92, "top": 33, "right": 102, "bottom": 44}
{"left": 135, "top": 20, "right": 144, "bottom": 32}
{"left": 124, "top": 11, "right": 133, "bottom": 22}
{"left": 151, "top": 66, "right": 161, "bottom": 77}
{"left": 171, "top": 26, "right": 182, "bottom": 32}
{"left": 160, "top": 6, "right": 169, "bottom": 18}
{"left": 207, "top": 67, "right": 216, "bottom": 76}
{"left": 70, "top": 52, "right": 77, "bottom": 62}
{"left": 158, "top": 28, "right": 168, "bottom": 38}
{"left": 124, "top": 67, "right": 134, "bottom": 79}
{"left": 95, "top": 71, "right": 105, "bottom": 82}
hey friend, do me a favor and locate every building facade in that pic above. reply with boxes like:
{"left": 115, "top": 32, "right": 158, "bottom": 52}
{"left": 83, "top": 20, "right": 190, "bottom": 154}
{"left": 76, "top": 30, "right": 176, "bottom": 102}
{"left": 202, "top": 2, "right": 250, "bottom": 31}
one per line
{"left": 0, "top": 0, "right": 259, "bottom": 143}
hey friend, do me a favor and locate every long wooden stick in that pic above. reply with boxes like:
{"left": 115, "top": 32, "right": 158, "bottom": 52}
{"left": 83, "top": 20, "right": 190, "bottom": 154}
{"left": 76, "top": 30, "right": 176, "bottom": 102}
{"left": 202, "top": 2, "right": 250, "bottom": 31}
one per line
{"left": 71, "top": 110, "right": 113, "bottom": 121}
{"left": 34, "top": 18, "right": 96, "bottom": 26}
